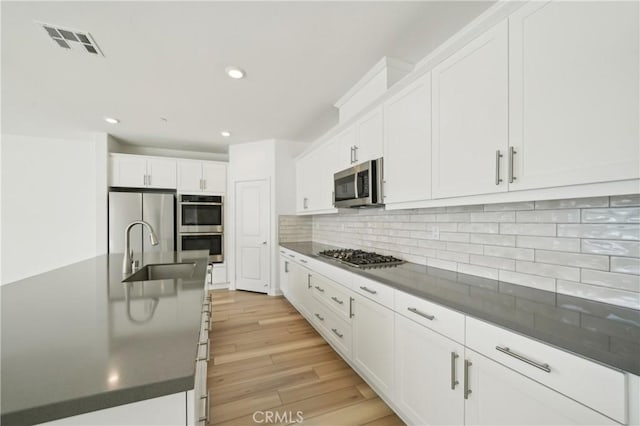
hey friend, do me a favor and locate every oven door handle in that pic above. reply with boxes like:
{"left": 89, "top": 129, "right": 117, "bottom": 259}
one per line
{"left": 179, "top": 202, "right": 222, "bottom": 206}
{"left": 180, "top": 232, "right": 223, "bottom": 236}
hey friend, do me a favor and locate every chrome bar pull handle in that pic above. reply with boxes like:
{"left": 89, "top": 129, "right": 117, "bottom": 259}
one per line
{"left": 360, "top": 286, "right": 377, "bottom": 295}
{"left": 451, "top": 352, "right": 459, "bottom": 390}
{"left": 314, "top": 285, "right": 325, "bottom": 293}
{"left": 199, "top": 390, "right": 211, "bottom": 423}
{"left": 284, "top": 261, "right": 289, "bottom": 273}
{"left": 300, "top": 259, "right": 308, "bottom": 264}
{"left": 331, "top": 296, "right": 344, "bottom": 305}
{"left": 464, "top": 359, "right": 472, "bottom": 399}
{"left": 353, "top": 145, "right": 358, "bottom": 163}
{"left": 407, "top": 307, "right": 435, "bottom": 321}
{"left": 495, "top": 150, "right": 503, "bottom": 185}
{"left": 350, "top": 146, "right": 355, "bottom": 164}
{"left": 315, "top": 313, "right": 325, "bottom": 321}
{"left": 508, "top": 147, "right": 517, "bottom": 183}
{"left": 349, "top": 297, "right": 354, "bottom": 318}
{"left": 496, "top": 346, "right": 551, "bottom": 373}
{"left": 148, "top": 175, "right": 151, "bottom": 186}
{"left": 307, "top": 273, "right": 312, "bottom": 289}
{"left": 331, "top": 328, "right": 344, "bottom": 338}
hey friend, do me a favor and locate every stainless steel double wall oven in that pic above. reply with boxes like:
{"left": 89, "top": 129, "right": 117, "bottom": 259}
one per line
{"left": 178, "top": 194, "right": 224, "bottom": 262}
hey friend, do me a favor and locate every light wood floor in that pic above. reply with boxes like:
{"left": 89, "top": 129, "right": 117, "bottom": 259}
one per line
{"left": 207, "top": 290, "right": 404, "bottom": 426}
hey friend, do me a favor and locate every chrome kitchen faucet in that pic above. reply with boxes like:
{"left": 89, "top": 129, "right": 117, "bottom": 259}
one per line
{"left": 123, "top": 220, "right": 158, "bottom": 274}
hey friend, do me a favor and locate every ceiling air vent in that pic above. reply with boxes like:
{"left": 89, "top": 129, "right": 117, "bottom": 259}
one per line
{"left": 38, "top": 22, "right": 103, "bottom": 56}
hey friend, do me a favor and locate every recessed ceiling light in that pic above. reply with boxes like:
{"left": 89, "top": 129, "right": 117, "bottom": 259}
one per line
{"left": 220, "top": 131, "right": 231, "bottom": 137}
{"left": 104, "top": 117, "right": 120, "bottom": 124}
{"left": 225, "top": 66, "right": 245, "bottom": 79}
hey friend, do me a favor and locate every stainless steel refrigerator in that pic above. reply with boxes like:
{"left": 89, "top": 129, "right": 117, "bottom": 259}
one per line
{"left": 108, "top": 191, "right": 175, "bottom": 254}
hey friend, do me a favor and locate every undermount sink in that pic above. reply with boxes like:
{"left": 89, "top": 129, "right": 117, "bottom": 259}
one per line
{"left": 122, "top": 262, "right": 197, "bottom": 282}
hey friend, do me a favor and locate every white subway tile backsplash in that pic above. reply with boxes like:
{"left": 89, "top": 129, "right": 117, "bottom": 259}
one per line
{"left": 484, "top": 245, "right": 535, "bottom": 261}
{"left": 500, "top": 223, "right": 556, "bottom": 236}
{"left": 458, "top": 263, "right": 499, "bottom": 280}
{"left": 517, "top": 236, "right": 581, "bottom": 252}
{"left": 469, "top": 233, "right": 515, "bottom": 247}
{"left": 516, "top": 260, "right": 581, "bottom": 281}
{"left": 469, "top": 211, "right": 515, "bottom": 222}
{"left": 557, "top": 280, "right": 640, "bottom": 310}
{"left": 557, "top": 224, "right": 640, "bottom": 241}
{"left": 307, "top": 194, "right": 640, "bottom": 306}
{"left": 581, "top": 207, "right": 640, "bottom": 223}
{"left": 436, "top": 213, "right": 470, "bottom": 222}
{"left": 499, "top": 270, "right": 556, "bottom": 292}
{"left": 581, "top": 269, "right": 640, "bottom": 292}
{"left": 483, "top": 201, "right": 534, "bottom": 211}
{"left": 440, "top": 232, "right": 470, "bottom": 242}
{"left": 610, "top": 257, "right": 640, "bottom": 275}
{"left": 610, "top": 194, "right": 640, "bottom": 207}
{"left": 470, "top": 254, "right": 515, "bottom": 271}
{"left": 534, "top": 197, "right": 609, "bottom": 210}
{"left": 516, "top": 209, "right": 580, "bottom": 223}
{"left": 458, "top": 223, "right": 499, "bottom": 234}
{"left": 437, "top": 250, "right": 470, "bottom": 263}
{"left": 581, "top": 239, "right": 640, "bottom": 257}
{"left": 534, "top": 250, "right": 609, "bottom": 271}
{"left": 446, "top": 242, "right": 484, "bottom": 255}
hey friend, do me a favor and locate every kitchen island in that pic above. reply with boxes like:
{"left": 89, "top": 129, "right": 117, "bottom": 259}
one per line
{"left": 1, "top": 250, "right": 210, "bottom": 425}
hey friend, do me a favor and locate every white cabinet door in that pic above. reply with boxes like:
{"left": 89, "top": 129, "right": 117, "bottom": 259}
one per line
{"left": 464, "top": 350, "right": 618, "bottom": 425}
{"left": 111, "top": 155, "right": 146, "bottom": 188}
{"left": 352, "top": 293, "right": 394, "bottom": 398}
{"left": 508, "top": 1, "right": 640, "bottom": 190}
{"left": 279, "top": 255, "right": 290, "bottom": 297}
{"left": 310, "top": 141, "right": 339, "bottom": 212}
{"left": 355, "top": 106, "right": 383, "bottom": 164}
{"left": 289, "top": 261, "right": 313, "bottom": 318}
{"left": 395, "top": 314, "right": 464, "bottom": 426}
{"left": 202, "top": 162, "right": 226, "bottom": 194}
{"left": 146, "top": 158, "right": 176, "bottom": 189}
{"left": 432, "top": 20, "right": 509, "bottom": 199}
{"left": 177, "top": 161, "right": 204, "bottom": 193}
{"left": 383, "top": 73, "right": 432, "bottom": 205}
{"left": 295, "top": 154, "right": 311, "bottom": 213}
{"left": 335, "top": 126, "right": 357, "bottom": 171}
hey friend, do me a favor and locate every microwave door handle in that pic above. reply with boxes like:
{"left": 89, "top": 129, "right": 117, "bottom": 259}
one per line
{"left": 354, "top": 173, "right": 359, "bottom": 199}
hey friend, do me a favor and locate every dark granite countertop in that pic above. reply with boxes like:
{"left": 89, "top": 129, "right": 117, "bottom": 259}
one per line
{"left": 1, "top": 250, "right": 209, "bottom": 425}
{"left": 280, "top": 241, "right": 640, "bottom": 376}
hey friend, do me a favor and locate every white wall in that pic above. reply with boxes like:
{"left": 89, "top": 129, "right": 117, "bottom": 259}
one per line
{"left": 1, "top": 134, "right": 107, "bottom": 284}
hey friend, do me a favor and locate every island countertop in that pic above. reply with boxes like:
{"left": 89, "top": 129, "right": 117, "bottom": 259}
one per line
{"left": 1, "top": 250, "right": 209, "bottom": 425}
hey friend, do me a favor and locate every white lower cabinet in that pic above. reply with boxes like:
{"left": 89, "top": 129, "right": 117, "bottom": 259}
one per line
{"left": 464, "top": 349, "right": 618, "bottom": 426}
{"left": 351, "top": 293, "right": 394, "bottom": 398}
{"left": 278, "top": 247, "right": 632, "bottom": 426}
{"left": 394, "top": 313, "right": 464, "bottom": 425}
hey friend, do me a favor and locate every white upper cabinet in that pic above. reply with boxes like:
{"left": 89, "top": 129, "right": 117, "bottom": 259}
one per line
{"left": 383, "top": 73, "right": 432, "bottom": 205}
{"left": 333, "top": 106, "right": 384, "bottom": 172}
{"left": 177, "top": 160, "right": 227, "bottom": 194}
{"left": 355, "top": 106, "right": 384, "bottom": 164}
{"left": 508, "top": 0, "right": 640, "bottom": 191}
{"left": 110, "top": 154, "right": 176, "bottom": 189}
{"left": 432, "top": 20, "right": 509, "bottom": 199}
{"left": 296, "top": 141, "right": 338, "bottom": 214}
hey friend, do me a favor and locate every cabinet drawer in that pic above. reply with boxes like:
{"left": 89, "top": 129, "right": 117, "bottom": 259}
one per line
{"left": 352, "top": 275, "right": 394, "bottom": 308}
{"left": 395, "top": 290, "right": 465, "bottom": 344}
{"left": 466, "top": 317, "right": 626, "bottom": 423}
{"left": 311, "top": 273, "right": 353, "bottom": 321}
{"left": 309, "top": 301, "right": 352, "bottom": 358}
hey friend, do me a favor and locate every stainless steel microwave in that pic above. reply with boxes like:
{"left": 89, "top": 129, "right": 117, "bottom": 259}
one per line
{"left": 333, "top": 158, "right": 384, "bottom": 208}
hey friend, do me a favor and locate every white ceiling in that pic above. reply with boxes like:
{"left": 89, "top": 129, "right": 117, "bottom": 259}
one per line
{"left": 2, "top": 1, "right": 492, "bottom": 153}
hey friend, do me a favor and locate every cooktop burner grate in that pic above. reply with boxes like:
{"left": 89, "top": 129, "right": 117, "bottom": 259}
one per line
{"left": 318, "top": 249, "right": 405, "bottom": 269}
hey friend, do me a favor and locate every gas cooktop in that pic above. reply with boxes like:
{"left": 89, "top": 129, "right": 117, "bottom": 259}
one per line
{"left": 318, "top": 249, "right": 405, "bottom": 269}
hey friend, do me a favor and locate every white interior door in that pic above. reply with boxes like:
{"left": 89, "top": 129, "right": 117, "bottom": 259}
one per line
{"left": 235, "top": 179, "right": 270, "bottom": 293}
